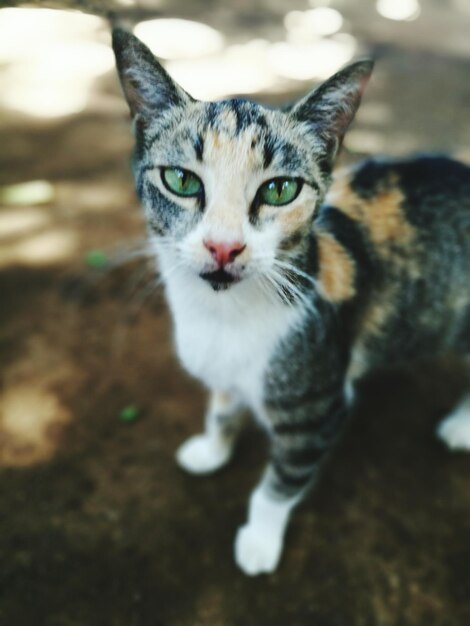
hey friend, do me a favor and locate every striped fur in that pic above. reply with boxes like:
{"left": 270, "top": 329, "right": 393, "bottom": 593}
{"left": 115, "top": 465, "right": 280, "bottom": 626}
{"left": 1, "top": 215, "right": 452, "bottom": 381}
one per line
{"left": 113, "top": 29, "right": 470, "bottom": 576}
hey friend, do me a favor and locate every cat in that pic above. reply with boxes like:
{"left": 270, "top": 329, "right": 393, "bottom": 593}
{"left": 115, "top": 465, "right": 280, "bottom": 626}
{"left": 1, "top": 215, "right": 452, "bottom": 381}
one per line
{"left": 112, "top": 28, "right": 470, "bottom": 576}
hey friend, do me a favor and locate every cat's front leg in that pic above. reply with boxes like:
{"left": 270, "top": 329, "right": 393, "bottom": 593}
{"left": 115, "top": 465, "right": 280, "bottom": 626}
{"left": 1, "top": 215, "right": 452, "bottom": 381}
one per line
{"left": 235, "top": 395, "right": 348, "bottom": 575}
{"left": 234, "top": 472, "right": 300, "bottom": 576}
{"left": 176, "top": 390, "right": 246, "bottom": 474}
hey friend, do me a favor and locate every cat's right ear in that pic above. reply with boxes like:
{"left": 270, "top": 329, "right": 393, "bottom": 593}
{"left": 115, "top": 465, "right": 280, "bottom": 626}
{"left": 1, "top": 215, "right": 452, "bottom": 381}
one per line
{"left": 112, "top": 28, "right": 193, "bottom": 121}
{"left": 289, "top": 60, "right": 374, "bottom": 168}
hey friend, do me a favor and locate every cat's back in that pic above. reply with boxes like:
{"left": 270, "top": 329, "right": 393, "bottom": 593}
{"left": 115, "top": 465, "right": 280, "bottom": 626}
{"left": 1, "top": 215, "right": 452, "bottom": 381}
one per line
{"left": 322, "top": 155, "right": 470, "bottom": 360}
{"left": 323, "top": 155, "right": 470, "bottom": 286}
{"left": 326, "top": 155, "right": 470, "bottom": 250}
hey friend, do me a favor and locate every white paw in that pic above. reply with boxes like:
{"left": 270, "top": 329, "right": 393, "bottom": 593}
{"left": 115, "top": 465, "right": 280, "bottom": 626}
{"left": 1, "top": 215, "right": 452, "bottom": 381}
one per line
{"left": 175, "top": 434, "right": 231, "bottom": 475}
{"left": 437, "top": 410, "right": 470, "bottom": 451}
{"left": 234, "top": 523, "right": 283, "bottom": 576}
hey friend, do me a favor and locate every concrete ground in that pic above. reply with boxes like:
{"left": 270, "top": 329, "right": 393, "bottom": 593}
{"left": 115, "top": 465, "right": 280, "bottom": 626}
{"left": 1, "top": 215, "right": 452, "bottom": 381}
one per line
{"left": 1, "top": 1, "right": 470, "bottom": 624}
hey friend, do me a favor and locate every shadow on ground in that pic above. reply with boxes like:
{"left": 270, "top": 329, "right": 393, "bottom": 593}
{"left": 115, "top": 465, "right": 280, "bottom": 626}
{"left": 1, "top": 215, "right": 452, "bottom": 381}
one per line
{"left": 1, "top": 256, "right": 470, "bottom": 626}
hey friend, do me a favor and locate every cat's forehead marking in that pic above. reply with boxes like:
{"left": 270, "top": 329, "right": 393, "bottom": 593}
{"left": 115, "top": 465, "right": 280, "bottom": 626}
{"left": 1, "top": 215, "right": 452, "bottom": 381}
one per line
{"left": 147, "top": 98, "right": 309, "bottom": 179}
{"left": 200, "top": 100, "right": 268, "bottom": 149}
{"left": 204, "top": 99, "right": 268, "bottom": 135}
{"left": 193, "top": 133, "right": 204, "bottom": 162}
{"left": 190, "top": 99, "right": 304, "bottom": 174}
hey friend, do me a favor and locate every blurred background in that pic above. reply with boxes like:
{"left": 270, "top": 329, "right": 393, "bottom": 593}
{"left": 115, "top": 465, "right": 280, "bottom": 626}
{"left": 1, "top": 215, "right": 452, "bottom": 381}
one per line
{"left": 1, "top": 1, "right": 469, "bottom": 625}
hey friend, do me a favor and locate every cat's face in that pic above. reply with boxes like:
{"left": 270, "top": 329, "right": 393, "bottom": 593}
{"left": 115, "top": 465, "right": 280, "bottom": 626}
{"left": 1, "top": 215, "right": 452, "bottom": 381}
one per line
{"left": 137, "top": 99, "right": 324, "bottom": 291}
{"left": 113, "top": 29, "right": 372, "bottom": 293}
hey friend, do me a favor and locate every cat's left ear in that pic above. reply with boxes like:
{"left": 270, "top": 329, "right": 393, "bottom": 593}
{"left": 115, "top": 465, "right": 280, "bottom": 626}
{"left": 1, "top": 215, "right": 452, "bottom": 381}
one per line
{"left": 290, "top": 60, "right": 374, "bottom": 167}
{"left": 112, "top": 28, "right": 193, "bottom": 121}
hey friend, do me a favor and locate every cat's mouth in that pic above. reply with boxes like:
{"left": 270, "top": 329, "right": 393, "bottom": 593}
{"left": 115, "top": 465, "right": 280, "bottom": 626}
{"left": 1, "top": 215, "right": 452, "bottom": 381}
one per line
{"left": 199, "top": 269, "right": 241, "bottom": 291}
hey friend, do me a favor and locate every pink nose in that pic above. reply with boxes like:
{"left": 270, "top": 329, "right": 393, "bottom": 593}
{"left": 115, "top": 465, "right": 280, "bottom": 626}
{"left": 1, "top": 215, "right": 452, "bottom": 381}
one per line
{"left": 204, "top": 240, "right": 246, "bottom": 267}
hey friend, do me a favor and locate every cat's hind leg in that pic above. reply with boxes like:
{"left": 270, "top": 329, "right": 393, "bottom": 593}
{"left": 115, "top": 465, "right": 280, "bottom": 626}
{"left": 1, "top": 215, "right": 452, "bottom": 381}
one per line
{"left": 436, "top": 394, "right": 470, "bottom": 451}
{"left": 176, "top": 391, "right": 246, "bottom": 474}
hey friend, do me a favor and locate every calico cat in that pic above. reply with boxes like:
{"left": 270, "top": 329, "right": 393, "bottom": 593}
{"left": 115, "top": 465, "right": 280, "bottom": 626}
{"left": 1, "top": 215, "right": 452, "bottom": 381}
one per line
{"left": 112, "top": 28, "right": 470, "bottom": 576}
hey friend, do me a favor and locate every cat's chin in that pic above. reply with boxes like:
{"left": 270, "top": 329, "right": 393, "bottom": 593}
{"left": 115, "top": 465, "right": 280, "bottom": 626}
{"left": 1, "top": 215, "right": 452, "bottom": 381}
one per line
{"left": 199, "top": 269, "right": 242, "bottom": 292}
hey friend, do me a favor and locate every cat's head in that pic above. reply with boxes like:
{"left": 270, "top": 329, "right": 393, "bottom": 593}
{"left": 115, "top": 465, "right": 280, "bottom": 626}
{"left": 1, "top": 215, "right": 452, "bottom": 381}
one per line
{"left": 113, "top": 28, "right": 372, "bottom": 294}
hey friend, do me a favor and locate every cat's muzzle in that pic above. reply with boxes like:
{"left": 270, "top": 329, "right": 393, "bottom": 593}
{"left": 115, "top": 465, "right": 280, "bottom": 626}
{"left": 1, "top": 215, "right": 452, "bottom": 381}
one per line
{"left": 199, "top": 268, "right": 241, "bottom": 292}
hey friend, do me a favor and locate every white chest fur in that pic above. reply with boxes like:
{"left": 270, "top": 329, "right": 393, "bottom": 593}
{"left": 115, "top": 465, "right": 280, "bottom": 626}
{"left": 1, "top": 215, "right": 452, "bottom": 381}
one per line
{"left": 160, "top": 262, "right": 303, "bottom": 413}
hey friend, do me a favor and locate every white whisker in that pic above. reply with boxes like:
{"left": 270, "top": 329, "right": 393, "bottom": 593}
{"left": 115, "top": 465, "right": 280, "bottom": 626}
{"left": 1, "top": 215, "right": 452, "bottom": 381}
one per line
{"left": 127, "top": 258, "right": 185, "bottom": 313}
{"left": 254, "top": 273, "right": 282, "bottom": 307}
{"left": 272, "top": 259, "right": 318, "bottom": 290}
{"left": 264, "top": 266, "right": 317, "bottom": 316}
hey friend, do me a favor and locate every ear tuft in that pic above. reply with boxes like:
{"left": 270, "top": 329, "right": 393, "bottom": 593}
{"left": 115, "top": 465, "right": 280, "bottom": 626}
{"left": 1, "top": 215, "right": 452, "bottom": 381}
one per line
{"left": 291, "top": 60, "right": 374, "bottom": 167}
{"left": 112, "top": 27, "right": 192, "bottom": 120}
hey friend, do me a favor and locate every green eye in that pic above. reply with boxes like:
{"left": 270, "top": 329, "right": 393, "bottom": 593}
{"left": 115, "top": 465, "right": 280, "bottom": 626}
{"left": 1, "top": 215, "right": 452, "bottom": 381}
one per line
{"left": 161, "top": 167, "right": 203, "bottom": 197}
{"left": 258, "top": 178, "right": 302, "bottom": 206}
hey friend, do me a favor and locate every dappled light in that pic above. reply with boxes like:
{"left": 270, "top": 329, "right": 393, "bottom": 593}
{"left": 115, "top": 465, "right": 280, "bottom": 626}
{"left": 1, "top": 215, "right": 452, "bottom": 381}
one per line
{"left": 0, "top": 8, "right": 104, "bottom": 62}
{"left": 284, "top": 8, "right": 344, "bottom": 39}
{"left": 2, "top": 40, "right": 114, "bottom": 118}
{"left": 131, "top": 10, "right": 357, "bottom": 98}
{"left": 0, "top": 335, "right": 78, "bottom": 468}
{"left": 134, "top": 18, "right": 225, "bottom": 59}
{"left": 54, "top": 180, "right": 135, "bottom": 214}
{"left": 376, "top": 0, "right": 421, "bottom": 22}
{"left": 0, "top": 179, "right": 82, "bottom": 267}
{"left": 268, "top": 35, "right": 357, "bottom": 81}
{"left": 0, "top": 4, "right": 366, "bottom": 115}
{"left": 343, "top": 129, "right": 387, "bottom": 154}
{"left": 356, "top": 102, "right": 393, "bottom": 125}
{"left": 166, "top": 40, "right": 277, "bottom": 100}
{"left": 0, "top": 207, "right": 52, "bottom": 239}
{"left": 0, "top": 8, "right": 111, "bottom": 118}
{"left": 0, "top": 228, "right": 78, "bottom": 268}
{"left": 0, "top": 383, "right": 71, "bottom": 467}
{"left": 0, "top": 180, "right": 55, "bottom": 206}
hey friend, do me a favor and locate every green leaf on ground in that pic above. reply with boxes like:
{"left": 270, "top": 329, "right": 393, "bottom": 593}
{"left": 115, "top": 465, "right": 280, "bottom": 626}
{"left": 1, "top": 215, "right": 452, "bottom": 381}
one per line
{"left": 119, "top": 405, "right": 140, "bottom": 423}
{"left": 85, "top": 249, "right": 108, "bottom": 268}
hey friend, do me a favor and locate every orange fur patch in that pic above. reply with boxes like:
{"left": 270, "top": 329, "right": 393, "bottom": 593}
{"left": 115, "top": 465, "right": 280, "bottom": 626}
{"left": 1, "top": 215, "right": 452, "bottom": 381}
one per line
{"left": 317, "top": 231, "right": 356, "bottom": 302}
{"left": 327, "top": 171, "right": 414, "bottom": 251}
